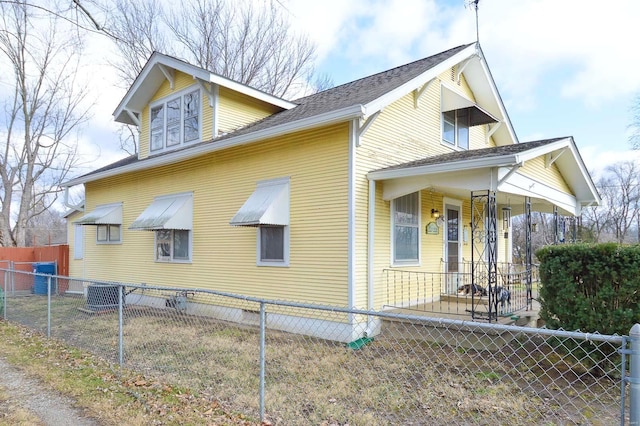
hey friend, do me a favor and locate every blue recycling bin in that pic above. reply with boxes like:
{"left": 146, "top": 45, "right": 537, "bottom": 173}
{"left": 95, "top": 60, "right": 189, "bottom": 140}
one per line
{"left": 33, "top": 262, "right": 56, "bottom": 295}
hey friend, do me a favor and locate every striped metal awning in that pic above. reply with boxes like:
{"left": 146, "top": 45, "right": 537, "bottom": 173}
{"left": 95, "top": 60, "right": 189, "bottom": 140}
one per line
{"left": 75, "top": 203, "right": 122, "bottom": 225}
{"left": 230, "top": 178, "right": 289, "bottom": 227}
{"left": 129, "top": 193, "right": 193, "bottom": 230}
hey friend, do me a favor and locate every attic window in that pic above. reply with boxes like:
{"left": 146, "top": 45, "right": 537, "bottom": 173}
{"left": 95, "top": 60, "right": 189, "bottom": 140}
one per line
{"left": 150, "top": 89, "right": 201, "bottom": 152}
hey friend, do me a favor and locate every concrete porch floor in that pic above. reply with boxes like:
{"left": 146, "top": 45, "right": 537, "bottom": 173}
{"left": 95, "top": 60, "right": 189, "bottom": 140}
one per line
{"left": 386, "top": 294, "right": 542, "bottom": 327}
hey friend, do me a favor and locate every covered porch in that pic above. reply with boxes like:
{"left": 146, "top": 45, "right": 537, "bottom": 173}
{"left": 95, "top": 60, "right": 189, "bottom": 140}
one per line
{"left": 367, "top": 137, "right": 599, "bottom": 323}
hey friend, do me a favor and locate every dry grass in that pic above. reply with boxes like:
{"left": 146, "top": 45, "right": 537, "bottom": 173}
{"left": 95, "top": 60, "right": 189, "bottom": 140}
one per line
{"left": 0, "top": 386, "right": 43, "bottom": 425}
{"left": 3, "top": 293, "right": 625, "bottom": 425}
{"left": 0, "top": 322, "right": 255, "bottom": 425}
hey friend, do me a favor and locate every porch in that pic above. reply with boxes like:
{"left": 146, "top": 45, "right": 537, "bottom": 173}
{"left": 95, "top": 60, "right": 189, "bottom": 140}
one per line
{"left": 383, "top": 262, "right": 540, "bottom": 324}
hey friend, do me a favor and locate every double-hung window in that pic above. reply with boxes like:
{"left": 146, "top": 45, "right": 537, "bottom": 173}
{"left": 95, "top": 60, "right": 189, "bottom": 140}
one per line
{"left": 442, "top": 109, "right": 469, "bottom": 150}
{"left": 393, "top": 192, "right": 420, "bottom": 264}
{"left": 150, "top": 89, "right": 200, "bottom": 152}
{"left": 97, "top": 224, "right": 121, "bottom": 243}
{"left": 258, "top": 226, "right": 288, "bottom": 264}
{"left": 129, "top": 193, "right": 194, "bottom": 263}
{"left": 230, "top": 177, "right": 290, "bottom": 267}
{"left": 155, "top": 229, "right": 190, "bottom": 262}
{"left": 74, "top": 203, "right": 123, "bottom": 245}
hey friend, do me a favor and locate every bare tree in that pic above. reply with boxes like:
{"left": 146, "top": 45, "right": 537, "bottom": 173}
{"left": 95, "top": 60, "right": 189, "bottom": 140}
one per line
{"left": 580, "top": 161, "right": 640, "bottom": 244}
{"left": 107, "top": 0, "right": 319, "bottom": 98}
{"left": 631, "top": 93, "right": 640, "bottom": 149}
{"left": 601, "top": 161, "right": 640, "bottom": 243}
{"left": 0, "top": 0, "right": 90, "bottom": 246}
{"left": 106, "top": 0, "right": 168, "bottom": 86}
{"left": 25, "top": 204, "right": 67, "bottom": 246}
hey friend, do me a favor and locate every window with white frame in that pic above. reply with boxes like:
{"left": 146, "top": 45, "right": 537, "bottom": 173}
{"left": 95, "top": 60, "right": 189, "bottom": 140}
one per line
{"left": 73, "top": 224, "right": 84, "bottom": 259}
{"left": 155, "top": 229, "right": 190, "bottom": 262}
{"left": 442, "top": 109, "right": 470, "bottom": 150}
{"left": 393, "top": 192, "right": 420, "bottom": 264}
{"left": 258, "top": 225, "right": 288, "bottom": 265}
{"left": 96, "top": 224, "right": 121, "bottom": 243}
{"left": 150, "top": 89, "right": 200, "bottom": 152}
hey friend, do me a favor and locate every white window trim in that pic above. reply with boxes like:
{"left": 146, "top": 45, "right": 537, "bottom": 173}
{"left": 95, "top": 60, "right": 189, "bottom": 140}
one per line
{"left": 149, "top": 85, "right": 202, "bottom": 154}
{"left": 257, "top": 225, "right": 290, "bottom": 267}
{"left": 391, "top": 191, "right": 421, "bottom": 267}
{"left": 442, "top": 197, "right": 463, "bottom": 269}
{"left": 73, "top": 224, "right": 84, "bottom": 259}
{"left": 154, "top": 229, "right": 192, "bottom": 263}
{"left": 441, "top": 109, "right": 470, "bottom": 150}
{"left": 96, "top": 224, "right": 122, "bottom": 245}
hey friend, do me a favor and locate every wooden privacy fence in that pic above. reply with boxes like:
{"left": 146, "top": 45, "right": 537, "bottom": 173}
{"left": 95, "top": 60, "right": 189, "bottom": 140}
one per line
{"left": 0, "top": 245, "right": 68, "bottom": 292}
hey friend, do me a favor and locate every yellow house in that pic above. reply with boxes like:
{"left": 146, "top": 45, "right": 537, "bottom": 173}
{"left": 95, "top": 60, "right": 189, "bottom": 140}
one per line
{"left": 63, "top": 43, "right": 599, "bottom": 341}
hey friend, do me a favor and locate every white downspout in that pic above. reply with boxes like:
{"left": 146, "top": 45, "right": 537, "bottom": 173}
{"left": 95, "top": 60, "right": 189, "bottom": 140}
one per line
{"left": 367, "top": 179, "right": 375, "bottom": 336}
{"left": 63, "top": 187, "right": 84, "bottom": 213}
{"left": 348, "top": 120, "right": 357, "bottom": 335}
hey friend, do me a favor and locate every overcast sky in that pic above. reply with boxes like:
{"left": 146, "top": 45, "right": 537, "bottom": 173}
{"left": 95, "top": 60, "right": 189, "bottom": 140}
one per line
{"left": 76, "top": 0, "right": 640, "bottom": 180}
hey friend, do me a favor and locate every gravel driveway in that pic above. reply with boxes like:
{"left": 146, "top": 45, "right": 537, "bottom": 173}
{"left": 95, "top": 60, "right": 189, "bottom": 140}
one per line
{"left": 0, "top": 357, "right": 100, "bottom": 425}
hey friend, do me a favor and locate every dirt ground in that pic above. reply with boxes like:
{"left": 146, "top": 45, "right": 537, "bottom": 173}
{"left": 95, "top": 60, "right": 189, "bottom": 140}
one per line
{"left": 0, "top": 356, "right": 99, "bottom": 426}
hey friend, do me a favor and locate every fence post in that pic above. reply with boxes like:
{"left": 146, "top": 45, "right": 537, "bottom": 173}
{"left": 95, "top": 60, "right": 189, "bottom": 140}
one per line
{"left": 2, "top": 270, "right": 6, "bottom": 320}
{"left": 10, "top": 261, "right": 14, "bottom": 296}
{"left": 118, "top": 285, "right": 124, "bottom": 367}
{"left": 630, "top": 324, "right": 640, "bottom": 425}
{"left": 47, "top": 275, "right": 51, "bottom": 338}
{"left": 259, "top": 302, "right": 266, "bottom": 423}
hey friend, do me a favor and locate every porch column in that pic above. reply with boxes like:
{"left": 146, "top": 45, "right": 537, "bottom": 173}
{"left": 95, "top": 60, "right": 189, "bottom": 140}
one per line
{"left": 470, "top": 190, "right": 498, "bottom": 322}
{"left": 553, "top": 206, "right": 559, "bottom": 245}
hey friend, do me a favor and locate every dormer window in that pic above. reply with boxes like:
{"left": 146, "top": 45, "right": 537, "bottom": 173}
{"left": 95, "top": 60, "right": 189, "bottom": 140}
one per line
{"left": 150, "top": 89, "right": 201, "bottom": 152}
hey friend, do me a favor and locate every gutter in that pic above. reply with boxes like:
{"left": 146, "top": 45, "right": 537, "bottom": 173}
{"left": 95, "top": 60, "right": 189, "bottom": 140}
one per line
{"left": 367, "top": 154, "right": 519, "bottom": 181}
{"left": 63, "top": 104, "right": 366, "bottom": 188}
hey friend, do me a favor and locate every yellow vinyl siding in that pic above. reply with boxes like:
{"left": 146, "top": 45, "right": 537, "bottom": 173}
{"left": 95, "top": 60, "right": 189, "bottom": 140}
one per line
{"left": 355, "top": 84, "right": 488, "bottom": 310}
{"left": 519, "top": 157, "right": 571, "bottom": 193}
{"left": 79, "top": 124, "right": 351, "bottom": 307}
{"left": 138, "top": 73, "right": 280, "bottom": 159}
{"left": 217, "top": 87, "right": 281, "bottom": 136}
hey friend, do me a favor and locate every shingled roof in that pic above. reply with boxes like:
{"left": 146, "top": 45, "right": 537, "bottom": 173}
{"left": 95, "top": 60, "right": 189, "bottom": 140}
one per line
{"left": 371, "top": 137, "right": 568, "bottom": 173}
{"left": 210, "top": 43, "right": 474, "bottom": 141}
{"left": 66, "top": 43, "right": 477, "bottom": 184}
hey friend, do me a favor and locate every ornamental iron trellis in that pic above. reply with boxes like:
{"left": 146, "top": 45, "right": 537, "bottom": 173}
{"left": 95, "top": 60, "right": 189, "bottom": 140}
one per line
{"left": 470, "top": 190, "right": 498, "bottom": 321}
{"left": 525, "top": 197, "right": 533, "bottom": 311}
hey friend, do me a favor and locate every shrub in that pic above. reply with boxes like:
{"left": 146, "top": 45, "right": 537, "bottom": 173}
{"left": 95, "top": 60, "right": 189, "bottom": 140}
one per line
{"left": 536, "top": 243, "right": 640, "bottom": 336}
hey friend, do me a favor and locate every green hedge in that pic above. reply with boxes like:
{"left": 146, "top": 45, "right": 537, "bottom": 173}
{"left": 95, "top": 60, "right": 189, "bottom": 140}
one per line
{"left": 536, "top": 243, "right": 640, "bottom": 336}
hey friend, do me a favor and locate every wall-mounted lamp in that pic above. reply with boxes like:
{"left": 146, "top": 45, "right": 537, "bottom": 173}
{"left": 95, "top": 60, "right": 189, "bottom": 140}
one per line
{"left": 532, "top": 223, "right": 538, "bottom": 233}
{"left": 502, "top": 206, "right": 512, "bottom": 231}
{"left": 431, "top": 208, "right": 440, "bottom": 219}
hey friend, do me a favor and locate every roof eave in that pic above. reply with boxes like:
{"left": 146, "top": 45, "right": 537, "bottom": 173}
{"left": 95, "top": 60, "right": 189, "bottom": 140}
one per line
{"left": 63, "top": 104, "right": 365, "bottom": 187}
{"left": 363, "top": 44, "right": 478, "bottom": 115}
{"left": 113, "top": 52, "right": 296, "bottom": 124}
{"left": 367, "top": 154, "right": 519, "bottom": 181}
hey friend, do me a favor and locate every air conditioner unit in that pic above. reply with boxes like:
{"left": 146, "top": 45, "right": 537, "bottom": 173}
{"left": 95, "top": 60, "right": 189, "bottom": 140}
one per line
{"left": 86, "top": 284, "right": 119, "bottom": 311}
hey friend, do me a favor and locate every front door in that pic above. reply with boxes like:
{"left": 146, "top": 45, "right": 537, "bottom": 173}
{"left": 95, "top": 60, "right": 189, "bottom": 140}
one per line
{"left": 445, "top": 205, "right": 460, "bottom": 293}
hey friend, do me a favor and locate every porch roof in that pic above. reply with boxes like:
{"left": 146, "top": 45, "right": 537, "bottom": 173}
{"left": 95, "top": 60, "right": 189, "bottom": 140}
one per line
{"left": 367, "top": 137, "right": 600, "bottom": 216}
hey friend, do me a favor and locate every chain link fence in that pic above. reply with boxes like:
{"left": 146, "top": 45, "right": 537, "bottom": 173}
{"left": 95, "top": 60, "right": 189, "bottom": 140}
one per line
{"left": 0, "top": 268, "right": 632, "bottom": 425}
